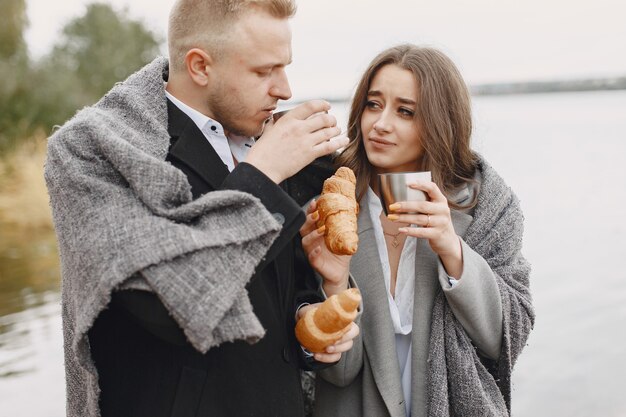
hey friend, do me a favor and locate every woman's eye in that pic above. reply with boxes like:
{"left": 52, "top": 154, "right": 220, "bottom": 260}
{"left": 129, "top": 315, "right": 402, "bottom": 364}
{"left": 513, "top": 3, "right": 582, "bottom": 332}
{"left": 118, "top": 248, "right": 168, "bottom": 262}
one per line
{"left": 399, "top": 107, "right": 414, "bottom": 117}
{"left": 366, "top": 100, "right": 381, "bottom": 109}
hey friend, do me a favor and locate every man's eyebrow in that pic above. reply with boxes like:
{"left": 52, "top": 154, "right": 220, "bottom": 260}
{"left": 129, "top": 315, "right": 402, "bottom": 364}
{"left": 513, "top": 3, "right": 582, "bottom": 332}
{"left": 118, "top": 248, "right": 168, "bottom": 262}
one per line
{"left": 255, "top": 59, "right": 292, "bottom": 69}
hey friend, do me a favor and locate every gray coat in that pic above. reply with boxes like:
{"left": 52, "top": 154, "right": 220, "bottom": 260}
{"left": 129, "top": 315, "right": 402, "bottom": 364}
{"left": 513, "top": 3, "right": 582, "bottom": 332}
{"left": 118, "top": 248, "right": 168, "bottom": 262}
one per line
{"left": 314, "top": 160, "right": 534, "bottom": 417}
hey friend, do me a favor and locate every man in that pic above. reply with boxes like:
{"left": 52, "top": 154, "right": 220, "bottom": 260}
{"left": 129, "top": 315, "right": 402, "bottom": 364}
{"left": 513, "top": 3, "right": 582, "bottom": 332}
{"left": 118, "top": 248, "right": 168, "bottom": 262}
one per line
{"left": 45, "top": 1, "right": 358, "bottom": 416}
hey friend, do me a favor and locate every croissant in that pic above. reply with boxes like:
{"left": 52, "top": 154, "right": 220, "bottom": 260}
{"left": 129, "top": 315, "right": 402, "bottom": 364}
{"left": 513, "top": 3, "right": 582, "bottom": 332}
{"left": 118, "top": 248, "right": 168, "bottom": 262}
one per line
{"left": 295, "top": 288, "right": 361, "bottom": 353}
{"left": 316, "top": 167, "right": 359, "bottom": 255}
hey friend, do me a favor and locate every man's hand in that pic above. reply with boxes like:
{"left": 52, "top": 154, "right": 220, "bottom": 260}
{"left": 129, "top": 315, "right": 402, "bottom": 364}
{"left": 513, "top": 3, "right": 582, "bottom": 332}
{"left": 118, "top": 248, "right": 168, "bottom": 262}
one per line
{"left": 297, "top": 303, "right": 360, "bottom": 363}
{"left": 246, "top": 100, "right": 349, "bottom": 183}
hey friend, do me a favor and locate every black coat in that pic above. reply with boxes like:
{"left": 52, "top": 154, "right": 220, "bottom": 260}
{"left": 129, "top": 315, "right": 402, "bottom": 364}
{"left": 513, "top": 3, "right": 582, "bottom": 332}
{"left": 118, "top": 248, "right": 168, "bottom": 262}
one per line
{"left": 88, "top": 100, "right": 335, "bottom": 417}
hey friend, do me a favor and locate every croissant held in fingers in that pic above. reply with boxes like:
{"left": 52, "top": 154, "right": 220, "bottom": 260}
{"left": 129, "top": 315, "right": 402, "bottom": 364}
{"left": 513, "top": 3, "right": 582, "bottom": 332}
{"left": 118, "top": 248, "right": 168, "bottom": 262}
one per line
{"left": 316, "top": 167, "right": 359, "bottom": 255}
{"left": 295, "top": 288, "right": 361, "bottom": 353}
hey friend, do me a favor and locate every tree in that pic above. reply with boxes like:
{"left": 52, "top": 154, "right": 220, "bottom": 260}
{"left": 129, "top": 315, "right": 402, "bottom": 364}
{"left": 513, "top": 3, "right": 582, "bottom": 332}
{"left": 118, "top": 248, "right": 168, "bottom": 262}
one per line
{"left": 0, "top": 2, "right": 163, "bottom": 154}
{"left": 0, "top": 0, "right": 30, "bottom": 154}
{"left": 32, "top": 2, "right": 162, "bottom": 143}
{"left": 49, "top": 2, "right": 162, "bottom": 102}
{"left": 0, "top": 0, "right": 28, "bottom": 61}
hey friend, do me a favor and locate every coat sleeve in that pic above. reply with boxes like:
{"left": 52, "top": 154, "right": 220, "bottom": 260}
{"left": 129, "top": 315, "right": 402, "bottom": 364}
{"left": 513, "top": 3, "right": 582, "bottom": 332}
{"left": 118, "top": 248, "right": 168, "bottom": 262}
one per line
{"left": 447, "top": 166, "right": 535, "bottom": 411}
{"left": 315, "top": 312, "right": 364, "bottom": 387}
{"left": 221, "top": 162, "right": 306, "bottom": 272}
{"left": 437, "top": 239, "right": 503, "bottom": 359}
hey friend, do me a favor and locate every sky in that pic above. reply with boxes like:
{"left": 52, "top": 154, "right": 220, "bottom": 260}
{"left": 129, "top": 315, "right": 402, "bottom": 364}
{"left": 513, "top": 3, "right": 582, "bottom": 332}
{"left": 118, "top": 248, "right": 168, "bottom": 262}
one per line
{"left": 24, "top": 0, "right": 626, "bottom": 101}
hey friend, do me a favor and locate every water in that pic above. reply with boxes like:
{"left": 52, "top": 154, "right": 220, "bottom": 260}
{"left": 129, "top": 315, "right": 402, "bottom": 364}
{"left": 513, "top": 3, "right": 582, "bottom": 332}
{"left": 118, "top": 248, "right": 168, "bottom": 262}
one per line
{"left": 0, "top": 226, "right": 64, "bottom": 417}
{"left": 471, "top": 91, "right": 626, "bottom": 417}
{"left": 1, "top": 90, "right": 625, "bottom": 416}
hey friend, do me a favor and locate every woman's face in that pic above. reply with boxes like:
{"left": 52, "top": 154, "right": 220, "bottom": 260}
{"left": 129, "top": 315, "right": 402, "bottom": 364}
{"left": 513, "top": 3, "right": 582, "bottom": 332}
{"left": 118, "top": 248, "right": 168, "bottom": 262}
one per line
{"left": 361, "top": 64, "right": 424, "bottom": 176}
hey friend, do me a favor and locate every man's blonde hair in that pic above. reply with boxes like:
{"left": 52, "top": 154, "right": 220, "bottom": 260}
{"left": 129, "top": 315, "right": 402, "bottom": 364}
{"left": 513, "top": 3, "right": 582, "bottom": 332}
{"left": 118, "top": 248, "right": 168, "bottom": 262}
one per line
{"left": 168, "top": 0, "right": 297, "bottom": 72}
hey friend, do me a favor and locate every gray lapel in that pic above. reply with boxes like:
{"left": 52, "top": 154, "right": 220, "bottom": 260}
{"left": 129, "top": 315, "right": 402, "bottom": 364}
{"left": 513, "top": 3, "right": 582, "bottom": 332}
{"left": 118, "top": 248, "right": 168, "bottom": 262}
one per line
{"left": 351, "top": 199, "right": 406, "bottom": 417}
{"left": 409, "top": 207, "right": 474, "bottom": 416}
{"left": 409, "top": 232, "right": 440, "bottom": 417}
{"left": 451, "top": 208, "right": 473, "bottom": 239}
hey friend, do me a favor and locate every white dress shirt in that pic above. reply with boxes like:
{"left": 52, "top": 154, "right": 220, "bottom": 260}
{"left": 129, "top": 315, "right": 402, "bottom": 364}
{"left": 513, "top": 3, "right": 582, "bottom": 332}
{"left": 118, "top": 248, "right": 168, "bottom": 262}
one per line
{"left": 165, "top": 91, "right": 254, "bottom": 171}
{"left": 367, "top": 188, "right": 416, "bottom": 416}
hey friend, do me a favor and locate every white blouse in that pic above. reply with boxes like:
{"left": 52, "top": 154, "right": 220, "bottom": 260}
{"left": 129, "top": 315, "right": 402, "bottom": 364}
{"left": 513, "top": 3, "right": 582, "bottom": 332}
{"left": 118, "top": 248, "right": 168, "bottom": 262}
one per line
{"left": 367, "top": 188, "right": 416, "bottom": 416}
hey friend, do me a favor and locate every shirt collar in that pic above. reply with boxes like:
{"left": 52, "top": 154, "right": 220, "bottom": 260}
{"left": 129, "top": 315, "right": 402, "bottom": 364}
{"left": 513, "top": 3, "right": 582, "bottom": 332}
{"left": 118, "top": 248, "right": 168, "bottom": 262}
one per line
{"left": 165, "top": 90, "right": 224, "bottom": 137}
{"left": 165, "top": 90, "right": 256, "bottom": 172}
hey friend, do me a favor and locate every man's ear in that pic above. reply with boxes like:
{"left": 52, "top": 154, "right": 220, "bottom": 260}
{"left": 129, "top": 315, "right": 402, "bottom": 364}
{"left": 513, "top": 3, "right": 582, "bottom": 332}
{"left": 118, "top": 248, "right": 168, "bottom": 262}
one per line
{"left": 184, "top": 48, "right": 213, "bottom": 87}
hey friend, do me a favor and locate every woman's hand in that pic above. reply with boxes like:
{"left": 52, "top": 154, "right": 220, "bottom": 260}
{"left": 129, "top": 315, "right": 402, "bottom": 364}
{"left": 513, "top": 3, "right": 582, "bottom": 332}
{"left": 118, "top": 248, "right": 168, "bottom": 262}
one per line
{"left": 300, "top": 199, "right": 352, "bottom": 296}
{"left": 296, "top": 303, "right": 360, "bottom": 363}
{"left": 387, "top": 180, "right": 463, "bottom": 278}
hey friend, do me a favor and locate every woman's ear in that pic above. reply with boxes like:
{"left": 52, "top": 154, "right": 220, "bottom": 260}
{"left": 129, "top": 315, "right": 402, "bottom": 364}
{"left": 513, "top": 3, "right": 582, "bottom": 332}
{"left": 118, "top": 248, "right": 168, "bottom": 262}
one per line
{"left": 184, "top": 48, "right": 213, "bottom": 87}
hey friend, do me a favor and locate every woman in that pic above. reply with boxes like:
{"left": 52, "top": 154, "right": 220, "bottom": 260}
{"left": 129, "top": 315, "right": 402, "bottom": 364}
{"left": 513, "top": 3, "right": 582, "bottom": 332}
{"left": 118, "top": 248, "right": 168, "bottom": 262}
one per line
{"left": 300, "top": 44, "right": 534, "bottom": 417}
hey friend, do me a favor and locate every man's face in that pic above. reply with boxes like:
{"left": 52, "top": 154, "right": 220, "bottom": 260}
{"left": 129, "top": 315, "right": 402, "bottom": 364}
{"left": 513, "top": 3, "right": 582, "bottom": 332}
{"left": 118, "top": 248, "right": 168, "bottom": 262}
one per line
{"left": 206, "top": 11, "right": 293, "bottom": 138}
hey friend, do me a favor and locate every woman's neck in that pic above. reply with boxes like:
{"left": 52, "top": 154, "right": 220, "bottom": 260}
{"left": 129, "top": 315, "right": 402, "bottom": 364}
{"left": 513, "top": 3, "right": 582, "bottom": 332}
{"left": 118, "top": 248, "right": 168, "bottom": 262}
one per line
{"left": 369, "top": 176, "right": 380, "bottom": 197}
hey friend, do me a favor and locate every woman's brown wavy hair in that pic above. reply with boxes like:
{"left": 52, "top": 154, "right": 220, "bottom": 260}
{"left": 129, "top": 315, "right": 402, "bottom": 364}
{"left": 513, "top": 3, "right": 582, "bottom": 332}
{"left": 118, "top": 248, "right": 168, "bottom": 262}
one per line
{"left": 336, "top": 44, "right": 479, "bottom": 209}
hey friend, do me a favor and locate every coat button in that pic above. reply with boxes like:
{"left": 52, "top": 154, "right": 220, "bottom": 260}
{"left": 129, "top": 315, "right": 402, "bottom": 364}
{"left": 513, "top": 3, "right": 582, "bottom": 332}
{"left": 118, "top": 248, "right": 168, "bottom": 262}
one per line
{"left": 282, "top": 346, "right": 290, "bottom": 363}
{"left": 272, "top": 212, "right": 285, "bottom": 225}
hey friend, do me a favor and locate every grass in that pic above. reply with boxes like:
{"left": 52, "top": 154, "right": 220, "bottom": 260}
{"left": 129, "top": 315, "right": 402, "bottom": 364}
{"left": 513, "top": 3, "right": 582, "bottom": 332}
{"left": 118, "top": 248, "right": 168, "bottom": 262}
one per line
{"left": 0, "top": 135, "right": 54, "bottom": 230}
{"left": 0, "top": 136, "right": 61, "bottom": 319}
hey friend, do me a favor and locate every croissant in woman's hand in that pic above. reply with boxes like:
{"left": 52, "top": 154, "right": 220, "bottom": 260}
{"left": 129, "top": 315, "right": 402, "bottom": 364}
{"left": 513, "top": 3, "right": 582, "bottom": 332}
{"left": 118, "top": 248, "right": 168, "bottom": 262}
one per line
{"left": 295, "top": 288, "right": 361, "bottom": 353}
{"left": 316, "top": 167, "right": 359, "bottom": 255}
